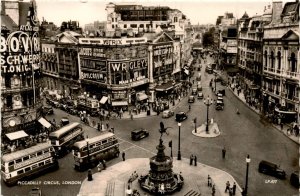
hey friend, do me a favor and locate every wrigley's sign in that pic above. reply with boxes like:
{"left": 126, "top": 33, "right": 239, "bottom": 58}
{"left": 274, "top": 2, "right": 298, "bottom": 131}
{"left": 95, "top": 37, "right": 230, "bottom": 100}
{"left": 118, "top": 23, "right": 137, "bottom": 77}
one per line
{"left": 79, "top": 37, "right": 147, "bottom": 45}
{"left": 109, "top": 59, "right": 148, "bottom": 72}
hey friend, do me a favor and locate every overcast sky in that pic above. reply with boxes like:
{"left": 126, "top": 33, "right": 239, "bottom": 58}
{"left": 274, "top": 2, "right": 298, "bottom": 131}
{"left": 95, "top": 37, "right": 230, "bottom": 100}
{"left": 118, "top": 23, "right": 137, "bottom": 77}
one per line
{"left": 35, "top": 0, "right": 292, "bottom": 27}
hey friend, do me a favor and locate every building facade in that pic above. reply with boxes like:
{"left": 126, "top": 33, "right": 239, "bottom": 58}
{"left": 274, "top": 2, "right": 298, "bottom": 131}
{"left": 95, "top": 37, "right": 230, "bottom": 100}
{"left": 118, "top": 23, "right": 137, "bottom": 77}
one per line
{"left": 1, "top": 0, "right": 43, "bottom": 134}
{"left": 262, "top": 1, "right": 299, "bottom": 124}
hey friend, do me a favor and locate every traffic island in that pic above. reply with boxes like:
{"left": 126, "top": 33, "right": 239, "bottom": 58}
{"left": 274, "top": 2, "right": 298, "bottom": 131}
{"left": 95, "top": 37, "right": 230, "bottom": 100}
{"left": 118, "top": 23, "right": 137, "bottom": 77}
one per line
{"left": 77, "top": 158, "right": 242, "bottom": 196}
{"left": 192, "top": 122, "right": 221, "bottom": 138}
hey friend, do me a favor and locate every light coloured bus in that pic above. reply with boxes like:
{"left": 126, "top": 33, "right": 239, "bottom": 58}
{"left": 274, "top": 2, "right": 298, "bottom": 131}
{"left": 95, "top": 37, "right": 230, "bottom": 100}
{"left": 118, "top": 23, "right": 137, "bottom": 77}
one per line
{"left": 49, "top": 122, "right": 84, "bottom": 157}
{"left": 72, "top": 132, "right": 119, "bottom": 171}
{"left": 1, "top": 143, "right": 59, "bottom": 186}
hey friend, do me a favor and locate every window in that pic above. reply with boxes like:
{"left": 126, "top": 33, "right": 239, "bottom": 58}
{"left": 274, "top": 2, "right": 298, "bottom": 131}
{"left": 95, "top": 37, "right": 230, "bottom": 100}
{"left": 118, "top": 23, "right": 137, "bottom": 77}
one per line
{"left": 264, "top": 51, "right": 268, "bottom": 67}
{"left": 112, "top": 24, "right": 115, "bottom": 29}
{"left": 30, "top": 154, "right": 37, "bottom": 158}
{"left": 45, "top": 159, "right": 51, "bottom": 164}
{"left": 277, "top": 51, "right": 281, "bottom": 70}
{"left": 290, "top": 53, "right": 297, "bottom": 72}
{"left": 24, "top": 167, "right": 31, "bottom": 172}
{"left": 23, "top": 156, "right": 29, "bottom": 161}
{"left": 139, "top": 24, "right": 144, "bottom": 28}
{"left": 38, "top": 162, "right": 45, "bottom": 167}
{"left": 270, "top": 51, "right": 274, "bottom": 68}
{"left": 16, "top": 159, "right": 22, "bottom": 164}
{"left": 8, "top": 161, "right": 14, "bottom": 166}
{"left": 32, "top": 164, "right": 38, "bottom": 169}
{"left": 102, "top": 140, "right": 107, "bottom": 144}
{"left": 17, "top": 170, "right": 24, "bottom": 175}
{"left": 112, "top": 18, "right": 114, "bottom": 22}
{"left": 124, "top": 24, "right": 127, "bottom": 28}
{"left": 130, "top": 24, "right": 137, "bottom": 28}
{"left": 37, "top": 151, "right": 43, "bottom": 156}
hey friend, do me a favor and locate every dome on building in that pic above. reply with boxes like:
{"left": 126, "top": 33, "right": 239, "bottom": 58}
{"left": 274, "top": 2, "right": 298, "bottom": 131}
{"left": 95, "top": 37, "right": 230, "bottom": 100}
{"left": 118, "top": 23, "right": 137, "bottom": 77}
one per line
{"left": 241, "top": 12, "right": 249, "bottom": 19}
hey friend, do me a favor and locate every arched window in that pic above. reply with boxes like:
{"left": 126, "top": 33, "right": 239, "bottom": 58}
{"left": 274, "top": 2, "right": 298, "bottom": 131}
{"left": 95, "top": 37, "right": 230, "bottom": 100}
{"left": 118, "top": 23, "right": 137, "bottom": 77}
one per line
{"left": 277, "top": 51, "right": 281, "bottom": 71}
{"left": 290, "top": 53, "right": 297, "bottom": 72}
{"left": 270, "top": 51, "right": 274, "bottom": 68}
{"left": 264, "top": 51, "right": 268, "bottom": 67}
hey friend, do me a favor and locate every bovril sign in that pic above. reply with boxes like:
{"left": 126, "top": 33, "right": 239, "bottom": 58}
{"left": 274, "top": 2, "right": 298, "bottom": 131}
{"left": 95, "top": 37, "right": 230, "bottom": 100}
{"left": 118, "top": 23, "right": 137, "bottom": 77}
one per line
{"left": 0, "top": 31, "right": 40, "bottom": 73}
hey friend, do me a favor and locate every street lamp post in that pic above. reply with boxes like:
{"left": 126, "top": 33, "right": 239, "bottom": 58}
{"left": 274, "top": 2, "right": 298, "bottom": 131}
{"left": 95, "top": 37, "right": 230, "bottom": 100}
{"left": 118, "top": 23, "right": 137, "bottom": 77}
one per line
{"left": 177, "top": 123, "right": 181, "bottom": 160}
{"left": 87, "top": 140, "right": 91, "bottom": 169}
{"left": 214, "top": 72, "right": 217, "bottom": 92}
{"left": 245, "top": 155, "right": 251, "bottom": 195}
{"left": 204, "top": 97, "right": 213, "bottom": 134}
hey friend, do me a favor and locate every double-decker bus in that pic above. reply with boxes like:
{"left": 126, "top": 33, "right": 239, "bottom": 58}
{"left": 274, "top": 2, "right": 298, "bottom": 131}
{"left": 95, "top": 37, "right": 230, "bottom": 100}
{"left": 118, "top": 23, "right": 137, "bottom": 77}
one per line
{"left": 72, "top": 132, "right": 120, "bottom": 171}
{"left": 1, "top": 143, "right": 59, "bottom": 186}
{"left": 49, "top": 122, "right": 84, "bottom": 157}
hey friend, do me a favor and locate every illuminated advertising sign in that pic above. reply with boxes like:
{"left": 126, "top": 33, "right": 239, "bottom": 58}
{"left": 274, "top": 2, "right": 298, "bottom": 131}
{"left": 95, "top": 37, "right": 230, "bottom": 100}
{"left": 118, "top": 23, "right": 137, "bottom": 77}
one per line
{"left": 79, "top": 37, "right": 147, "bottom": 45}
{"left": 109, "top": 59, "right": 148, "bottom": 72}
{"left": 0, "top": 3, "right": 40, "bottom": 74}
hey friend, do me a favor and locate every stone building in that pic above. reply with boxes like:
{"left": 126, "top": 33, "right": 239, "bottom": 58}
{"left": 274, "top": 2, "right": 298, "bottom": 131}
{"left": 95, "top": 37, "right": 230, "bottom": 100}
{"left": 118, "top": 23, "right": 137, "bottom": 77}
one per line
{"left": 1, "top": 0, "right": 44, "bottom": 135}
{"left": 262, "top": 0, "right": 299, "bottom": 124}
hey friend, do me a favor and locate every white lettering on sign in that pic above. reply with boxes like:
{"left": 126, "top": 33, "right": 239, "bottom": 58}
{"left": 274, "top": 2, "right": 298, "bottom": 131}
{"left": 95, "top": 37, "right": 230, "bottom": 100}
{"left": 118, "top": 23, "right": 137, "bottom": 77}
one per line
{"left": 0, "top": 31, "right": 40, "bottom": 53}
{"left": 79, "top": 48, "right": 106, "bottom": 57}
{"left": 154, "top": 47, "right": 172, "bottom": 56}
{"left": 14, "top": 153, "right": 51, "bottom": 170}
{"left": 79, "top": 38, "right": 147, "bottom": 45}
{"left": 110, "top": 59, "right": 148, "bottom": 72}
{"left": 82, "top": 72, "right": 104, "bottom": 80}
{"left": 119, "top": 75, "right": 146, "bottom": 84}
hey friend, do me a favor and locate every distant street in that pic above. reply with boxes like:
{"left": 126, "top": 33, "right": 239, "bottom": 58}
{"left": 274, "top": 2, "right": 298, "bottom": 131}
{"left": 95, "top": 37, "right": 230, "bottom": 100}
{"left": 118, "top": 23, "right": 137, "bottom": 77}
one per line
{"left": 2, "top": 55, "right": 298, "bottom": 196}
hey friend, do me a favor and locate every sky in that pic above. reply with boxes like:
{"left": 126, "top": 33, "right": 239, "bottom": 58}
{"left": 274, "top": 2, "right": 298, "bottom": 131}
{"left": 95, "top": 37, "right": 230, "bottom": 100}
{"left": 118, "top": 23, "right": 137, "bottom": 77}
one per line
{"left": 35, "top": 0, "right": 293, "bottom": 27}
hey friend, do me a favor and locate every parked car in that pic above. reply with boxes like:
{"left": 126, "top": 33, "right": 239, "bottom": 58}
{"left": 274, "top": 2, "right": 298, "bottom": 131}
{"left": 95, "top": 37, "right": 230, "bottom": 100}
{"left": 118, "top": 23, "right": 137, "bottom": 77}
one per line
{"left": 42, "top": 106, "right": 54, "bottom": 115}
{"left": 175, "top": 112, "right": 188, "bottom": 122}
{"left": 188, "top": 96, "right": 195, "bottom": 103}
{"left": 162, "top": 110, "right": 174, "bottom": 118}
{"left": 217, "top": 89, "right": 226, "bottom": 96}
{"left": 28, "top": 187, "right": 42, "bottom": 196}
{"left": 197, "top": 92, "right": 204, "bottom": 99}
{"left": 258, "top": 160, "right": 286, "bottom": 179}
{"left": 131, "top": 128, "right": 149, "bottom": 141}
{"left": 192, "top": 88, "right": 197, "bottom": 95}
{"left": 290, "top": 171, "right": 299, "bottom": 188}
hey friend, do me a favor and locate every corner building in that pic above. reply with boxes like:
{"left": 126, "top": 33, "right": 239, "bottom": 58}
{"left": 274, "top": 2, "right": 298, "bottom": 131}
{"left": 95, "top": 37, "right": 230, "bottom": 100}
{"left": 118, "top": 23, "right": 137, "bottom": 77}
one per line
{"left": 1, "top": 0, "right": 43, "bottom": 135}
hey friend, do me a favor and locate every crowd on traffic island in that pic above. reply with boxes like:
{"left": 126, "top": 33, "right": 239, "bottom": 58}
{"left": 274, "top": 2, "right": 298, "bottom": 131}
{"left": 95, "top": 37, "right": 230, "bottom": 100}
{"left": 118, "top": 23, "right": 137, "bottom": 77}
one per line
{"left": 226, "top": 75, "right": 299, "bottom": 143}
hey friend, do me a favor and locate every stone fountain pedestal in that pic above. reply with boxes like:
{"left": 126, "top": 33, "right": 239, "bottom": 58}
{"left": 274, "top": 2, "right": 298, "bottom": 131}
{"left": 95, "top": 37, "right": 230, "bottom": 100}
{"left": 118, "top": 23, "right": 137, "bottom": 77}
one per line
{"left": 139, "top": 139, "right": 184, "bottom": 195}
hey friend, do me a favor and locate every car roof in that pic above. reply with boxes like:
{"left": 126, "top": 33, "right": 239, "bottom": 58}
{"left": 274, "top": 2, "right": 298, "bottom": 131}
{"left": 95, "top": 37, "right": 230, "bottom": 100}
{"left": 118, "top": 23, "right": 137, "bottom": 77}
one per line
{"left": 132, "top": 128, "right": 144, "bottom": 133}
{"left": 259, "top": 160, "right": 277, "bottom": 167}
{"left": 177, "top": 111, "right": 185, "bottom": 114}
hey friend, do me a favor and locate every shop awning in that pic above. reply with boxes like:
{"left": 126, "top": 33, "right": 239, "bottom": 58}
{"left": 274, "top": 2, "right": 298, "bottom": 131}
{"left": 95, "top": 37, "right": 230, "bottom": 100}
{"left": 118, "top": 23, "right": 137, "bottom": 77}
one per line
{"left": 38, "top": 117, "right": 52, "bottom": 128}
{"left": 111, "top": 101, "right": 128, "bottom": 106}
{"left": 155, "top": 81, "right": 174, "bottom": 92}
{"left": 6, "top": 130, "right": 28, "bottom": 141}
{"left": 275, "top": 108, "right": 297, "bottom": 114}
{"left": 137, "top": 93, "right": 148, "bottom": 101}
{"left": 100, "top": 96, "right": 108, "bottom": 104}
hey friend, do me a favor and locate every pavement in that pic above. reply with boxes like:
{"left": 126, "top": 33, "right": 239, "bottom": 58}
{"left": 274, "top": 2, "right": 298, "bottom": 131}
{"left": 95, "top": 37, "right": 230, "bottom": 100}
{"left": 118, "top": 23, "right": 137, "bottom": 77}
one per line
{"left": 226, "top": 79, "right": 299, "bottom": 145}
{"left": 77, "top": 158, "right": 243, "bottom": 196}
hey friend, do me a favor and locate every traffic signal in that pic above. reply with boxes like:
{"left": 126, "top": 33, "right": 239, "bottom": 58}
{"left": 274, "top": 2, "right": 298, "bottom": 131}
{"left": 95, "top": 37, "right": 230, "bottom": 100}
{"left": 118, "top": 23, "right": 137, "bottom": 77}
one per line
{"left": 169, "top": 140, "right": 172, "bottom": 147}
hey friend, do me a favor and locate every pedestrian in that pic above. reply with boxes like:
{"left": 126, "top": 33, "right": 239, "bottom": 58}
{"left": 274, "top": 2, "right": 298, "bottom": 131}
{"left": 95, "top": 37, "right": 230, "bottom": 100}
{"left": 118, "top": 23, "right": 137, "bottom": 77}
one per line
{"left": 280, "top": 122, "right": 283, "bottom": 130}
{"left": 194, "top": 155, "right": 197, "bottom": 166}
{"left": 225, "top": 181, "right": 230, "bottom": 193}
{"left": 212, "top": 184, "right": 216, "bottom": 196}
{"left": 102, "top": 160, "right": 106, "bottom": 170}
{"left": 122, "top": 151, "right": 126, "bottom": 161}
{"left": 222, "top": 147, "right": 226, "bottom": 159}
{"left": 190, "top": 154, "right": 194, "bottom": 165}
{"left": 229, "top": 187, "right": 233, "bottom": 196}
{"left": 208, "top": 175, "right": 212, "bottom": 187}
{"left": 97, "top": 123, "right": 101, "bottom": 131}
{"left": 106, "top": 123, "right": 109, "bottom": 130}
{"left": 232, "top": 182, "right": 236, "bottom": 195}
{"left": 130, "top": 113, "right": 133, "bottom": 120}
{"left": 189, "top": 104, "right": 191, "bottom": 111}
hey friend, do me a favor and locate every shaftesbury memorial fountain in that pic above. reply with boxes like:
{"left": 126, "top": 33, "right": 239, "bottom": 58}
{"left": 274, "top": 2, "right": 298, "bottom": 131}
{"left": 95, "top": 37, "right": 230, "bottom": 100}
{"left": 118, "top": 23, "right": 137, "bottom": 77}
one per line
{"left": 138, "top": 122, "right": 184, "bottom": 195}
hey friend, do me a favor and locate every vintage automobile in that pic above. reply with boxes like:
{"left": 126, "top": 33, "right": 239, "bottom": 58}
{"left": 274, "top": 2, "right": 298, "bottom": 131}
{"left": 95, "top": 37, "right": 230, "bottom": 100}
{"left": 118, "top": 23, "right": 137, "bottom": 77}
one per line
{"left": 192, "top": 88, "right": 197, "bottom": 95}
{"left": 197, "top": 92, "right": 204, "bottom": 99}
{"left": 188, "top": 96, "right": 195, "bottom": 103}
{"left": 42, "top": 106, "right": 54, "bottom": 115}
{"left": 175, "top": 112, "right": 188, "bottom": 122}
{"left": 258, "top": 160, "right": 286, "bottom": 179}
{"left": 215, "top": 100, "right": 224, "bottom": 110}
{"left": 131, "top": 128, "right": 149, "bottom": 141}
{"left": 162, "top": 110, "right": 175, "bottom": 118}
{"left": 28, "top": 188, "right": 42, "bottom": 196}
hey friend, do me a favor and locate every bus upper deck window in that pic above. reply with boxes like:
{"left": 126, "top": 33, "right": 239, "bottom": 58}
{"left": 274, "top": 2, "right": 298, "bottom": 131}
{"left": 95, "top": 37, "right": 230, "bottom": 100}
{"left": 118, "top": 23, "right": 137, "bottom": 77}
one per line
{"left": 8, "top": 161, "right": 14, "bottom": 166}
{"left": 23, "top": 156, "right": 29, "bottom": 161}
{"left": 102, "top": 140, "right": 107, "bottom": 144}
{"left": 30, "top": 154, "right": 37, "bottom": 158}
{"left": 37, "top": 151, "right": 43, "bottom": 156}
{"left": 16, "top": 159, "right": 22, "bottom": 163}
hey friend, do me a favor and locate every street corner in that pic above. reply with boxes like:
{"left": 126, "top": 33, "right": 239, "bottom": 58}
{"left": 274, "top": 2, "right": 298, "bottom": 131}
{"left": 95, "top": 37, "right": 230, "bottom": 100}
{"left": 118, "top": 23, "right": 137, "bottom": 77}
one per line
{"left": 192, "top": 123, "right": 221, "bottom": 138}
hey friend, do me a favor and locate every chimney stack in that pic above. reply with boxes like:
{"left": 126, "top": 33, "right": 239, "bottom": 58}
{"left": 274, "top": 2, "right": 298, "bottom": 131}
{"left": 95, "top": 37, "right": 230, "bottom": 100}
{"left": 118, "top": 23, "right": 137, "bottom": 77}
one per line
{"left": 271, "top": 1, "right": 283, "bottom": 24}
